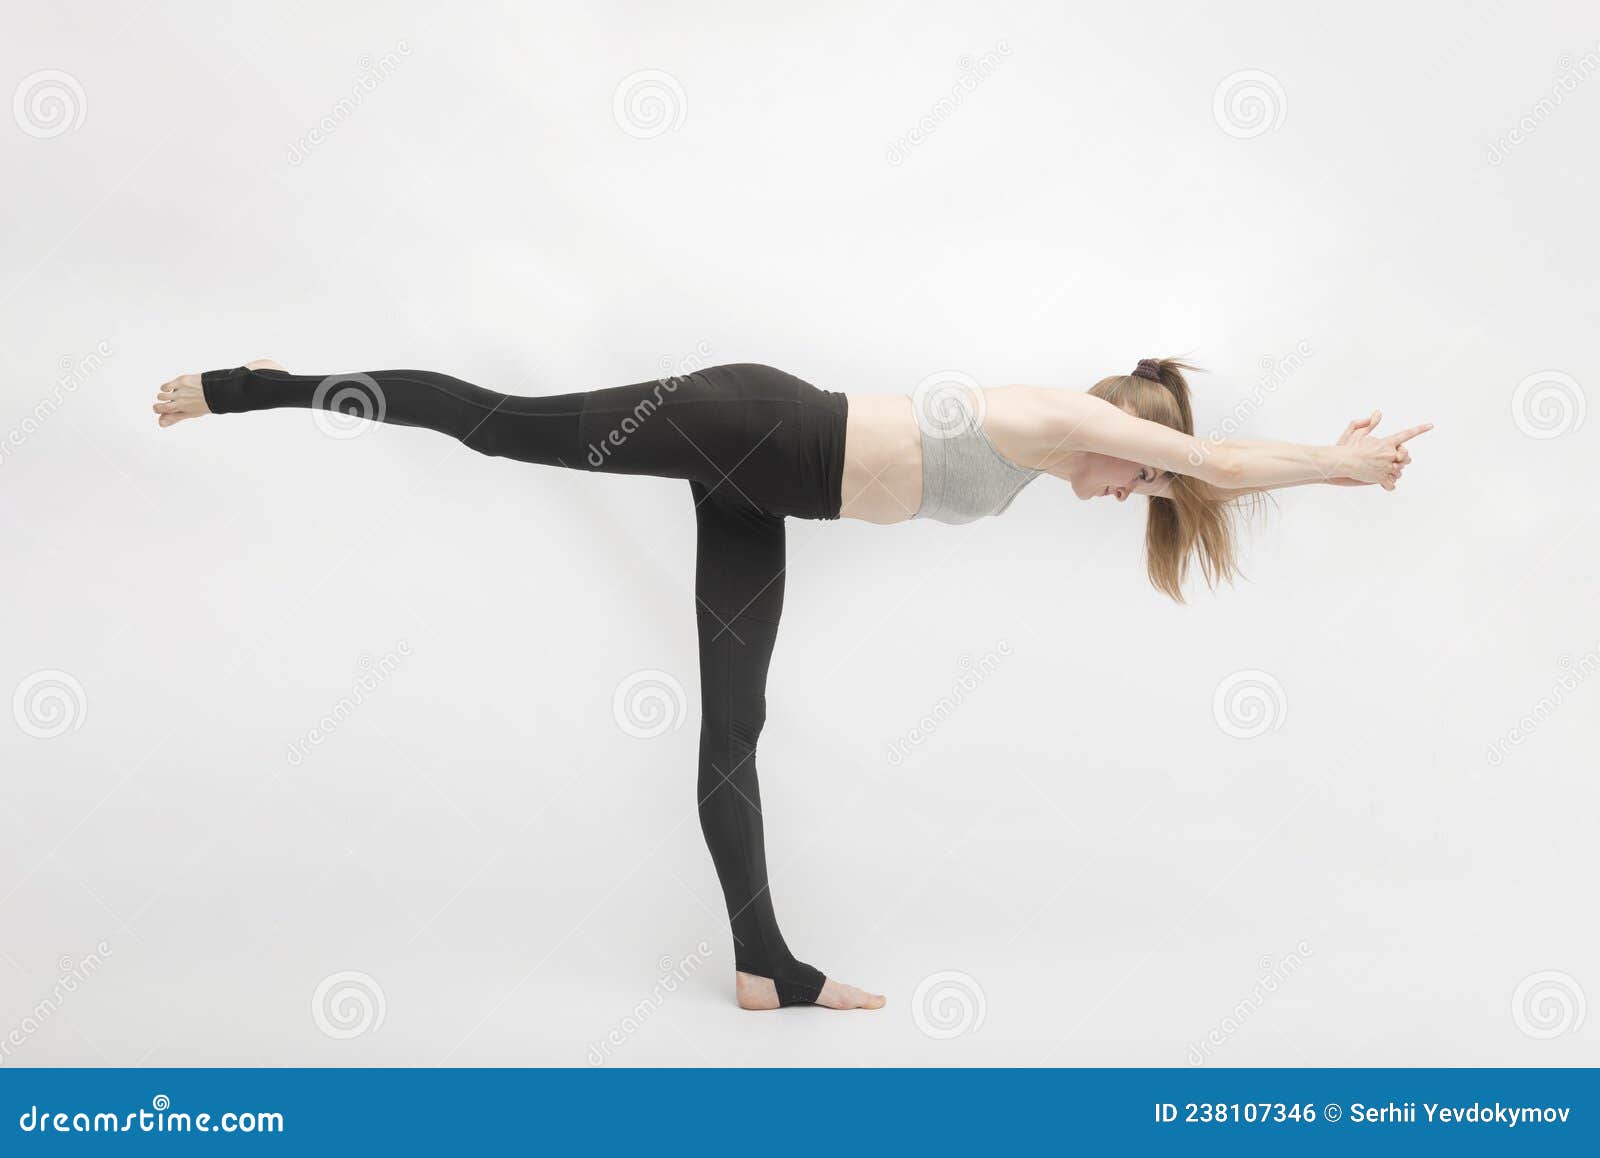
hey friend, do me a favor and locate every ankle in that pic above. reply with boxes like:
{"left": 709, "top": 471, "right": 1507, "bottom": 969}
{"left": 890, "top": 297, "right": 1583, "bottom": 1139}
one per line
{"left": 735, "top": 971, "right": 779, "bottom": 1011}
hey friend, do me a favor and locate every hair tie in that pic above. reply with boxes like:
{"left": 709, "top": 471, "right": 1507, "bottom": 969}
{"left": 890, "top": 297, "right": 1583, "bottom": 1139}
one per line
{"left": 1132, "top": 359, "right": 1163, "bottom": 383}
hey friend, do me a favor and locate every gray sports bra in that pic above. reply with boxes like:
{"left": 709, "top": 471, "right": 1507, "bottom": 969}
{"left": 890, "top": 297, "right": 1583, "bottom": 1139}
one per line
{"left": 909, "top": 388, "right": 1043, "bottom": 524}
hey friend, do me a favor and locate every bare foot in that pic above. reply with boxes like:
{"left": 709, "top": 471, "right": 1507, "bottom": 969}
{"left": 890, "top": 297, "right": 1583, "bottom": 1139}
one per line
{"left": 153, "top": 358, "right": 284, "bottom": 428}
{"left": 735, "top": 971, "right": 886, "bottom": 1011}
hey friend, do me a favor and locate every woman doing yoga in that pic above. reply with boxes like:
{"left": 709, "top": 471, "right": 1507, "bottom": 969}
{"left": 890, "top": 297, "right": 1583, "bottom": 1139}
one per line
{"left": 153, "top": 358, "right": 1431, "bottom": 1011}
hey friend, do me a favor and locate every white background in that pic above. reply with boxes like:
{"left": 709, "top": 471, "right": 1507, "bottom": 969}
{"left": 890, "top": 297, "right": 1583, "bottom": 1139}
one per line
{"left": 2, "top": 1, "right": 1595, "bottom": 1066}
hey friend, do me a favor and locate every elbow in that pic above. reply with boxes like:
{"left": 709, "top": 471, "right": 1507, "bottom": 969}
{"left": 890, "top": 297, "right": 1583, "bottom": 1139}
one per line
{"left": 1195, "top": 443, "right": 1244, "bottom": 488}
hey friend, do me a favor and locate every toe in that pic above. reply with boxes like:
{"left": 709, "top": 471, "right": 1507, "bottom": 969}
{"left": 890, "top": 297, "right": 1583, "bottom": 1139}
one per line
{"left": 817, "top": 978, "right": 886, "bottom": 1010}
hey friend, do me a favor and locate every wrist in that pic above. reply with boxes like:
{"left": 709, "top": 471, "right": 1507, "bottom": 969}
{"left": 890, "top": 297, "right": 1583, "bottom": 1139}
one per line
{"left": 1318, "top": 444, "right": 1351, "bottom": 482}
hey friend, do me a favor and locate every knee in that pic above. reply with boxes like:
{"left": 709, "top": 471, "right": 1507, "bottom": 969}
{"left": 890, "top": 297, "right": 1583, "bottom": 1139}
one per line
{"left": 699, "top": 698, "right": 766, "bottom": 749}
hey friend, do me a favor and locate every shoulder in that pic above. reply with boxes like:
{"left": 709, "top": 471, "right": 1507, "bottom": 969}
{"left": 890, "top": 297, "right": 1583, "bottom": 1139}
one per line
{"left": 980, "top": 384, "right": 1106, "bottom": 445}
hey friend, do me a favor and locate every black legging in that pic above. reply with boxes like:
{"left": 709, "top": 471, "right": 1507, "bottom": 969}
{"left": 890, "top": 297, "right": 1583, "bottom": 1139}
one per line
{"left": 201, "top": 361, "right": 849, "bottom": 1006}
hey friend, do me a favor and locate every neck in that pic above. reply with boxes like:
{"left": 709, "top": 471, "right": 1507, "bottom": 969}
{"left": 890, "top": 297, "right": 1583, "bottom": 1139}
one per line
{"left": 1039, "top": 448, "right": 1089, "bottom": 481}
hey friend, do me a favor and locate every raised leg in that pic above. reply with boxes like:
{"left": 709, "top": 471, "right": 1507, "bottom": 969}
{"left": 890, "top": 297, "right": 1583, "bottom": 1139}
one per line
{"left": 194, "top": 364, "right": 591, "bottom": 468}
{"left": 161, "top": 361, "right": 847, "bottom": 519}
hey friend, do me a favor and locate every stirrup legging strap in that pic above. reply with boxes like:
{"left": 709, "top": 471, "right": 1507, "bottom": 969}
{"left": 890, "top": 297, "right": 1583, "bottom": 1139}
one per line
{"left": 201, "top": 362, "right": 847, "bottom": 1006}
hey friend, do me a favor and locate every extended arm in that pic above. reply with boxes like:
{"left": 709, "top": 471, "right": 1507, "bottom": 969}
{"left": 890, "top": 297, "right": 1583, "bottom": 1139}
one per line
{"left": 1057, "top": 392, "right": 1429, "bottom": 491}
{"left": 1207, "top": 412, "right": 1414, "bottom": 495}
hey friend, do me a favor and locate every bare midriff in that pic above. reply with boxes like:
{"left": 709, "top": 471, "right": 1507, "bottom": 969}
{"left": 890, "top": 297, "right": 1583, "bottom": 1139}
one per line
{"left": 839, "top": 393, "right": 924, "bottom": 524}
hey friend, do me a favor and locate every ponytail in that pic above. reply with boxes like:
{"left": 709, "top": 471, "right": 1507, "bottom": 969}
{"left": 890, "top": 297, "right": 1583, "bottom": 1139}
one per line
{"left": 1089, "top": 358, "right": 1262, "bottom": 603}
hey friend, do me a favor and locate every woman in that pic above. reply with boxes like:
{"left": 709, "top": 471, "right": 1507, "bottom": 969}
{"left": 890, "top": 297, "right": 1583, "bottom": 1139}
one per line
{"left": 153, "top": 358, "right": 1430, "bottom": 1011}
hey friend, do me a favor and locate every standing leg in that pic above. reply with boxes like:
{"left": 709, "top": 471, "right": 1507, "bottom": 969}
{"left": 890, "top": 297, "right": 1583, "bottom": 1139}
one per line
{"left": 690, "top": 481, "right": 826, "bottom": 1006}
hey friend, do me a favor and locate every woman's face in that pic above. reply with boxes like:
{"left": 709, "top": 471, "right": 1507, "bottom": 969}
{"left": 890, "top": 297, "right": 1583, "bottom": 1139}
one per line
{"left": 1070, "top": 453, "right": 1166, "bottom": 501}
{"left": 1070, "top": 400, "right": 1177, "bottom": 501}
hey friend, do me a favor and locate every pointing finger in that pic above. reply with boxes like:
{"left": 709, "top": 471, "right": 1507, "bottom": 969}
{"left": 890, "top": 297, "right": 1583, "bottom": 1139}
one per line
{"left": 1389, "top": 422, "right": 1435, "bottom": 446}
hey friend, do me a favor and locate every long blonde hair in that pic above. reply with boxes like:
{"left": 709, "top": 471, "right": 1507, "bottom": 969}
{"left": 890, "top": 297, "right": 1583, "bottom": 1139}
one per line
{"left": 1088, "top": 358, "right": 1263, "bottom": 603}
